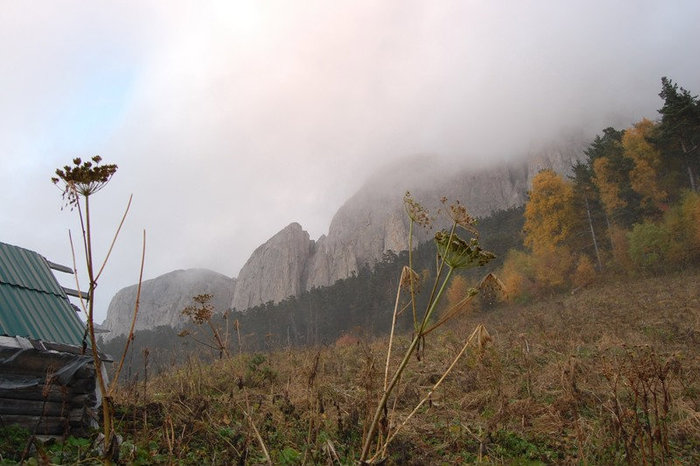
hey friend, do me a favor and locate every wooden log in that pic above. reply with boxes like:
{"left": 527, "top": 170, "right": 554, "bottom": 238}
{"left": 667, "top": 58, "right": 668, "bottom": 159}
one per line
{"left": 0, "top": 399, "right": 68, "bottom": 417}
{"left": 0, "top": 349, "right": 93, "bottom": 377}
{"left": 0, "top": 396, "right": 93, "bottom": 416}
{"left": 0, "top": 414, "right": 89, "bottom": 435}
{"left": 0, "top": 379, "right": 96, "bottom": 402}
{"left": 0, "top": 385, "right": 96, "bottom": 403}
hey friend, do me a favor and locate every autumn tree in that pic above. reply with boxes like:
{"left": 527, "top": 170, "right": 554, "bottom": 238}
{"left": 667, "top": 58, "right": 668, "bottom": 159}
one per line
{"left": 523, "top": 169, "right": 577, "bottom": 288}
{"left": 622, "top": 118, "right": 666, "bottom": 213}
{"left": 445, "top": 274, "right": 473, "bottom": 314}
{"left": 524, "top": 169, "right": 576, "bottom": 252}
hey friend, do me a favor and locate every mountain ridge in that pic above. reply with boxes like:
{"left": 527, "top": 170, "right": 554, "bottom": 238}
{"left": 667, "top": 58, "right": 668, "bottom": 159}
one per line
{"left": 102, "top": 134, "right": 587, "bottom": 338}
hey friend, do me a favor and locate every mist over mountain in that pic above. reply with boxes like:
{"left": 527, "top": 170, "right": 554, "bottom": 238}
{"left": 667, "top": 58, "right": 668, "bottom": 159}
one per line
{"left": 102, "top": 268, "right": 234, "bottom": 339}
{"left": 103, "top": 131, "right": 588, "bottom": 337}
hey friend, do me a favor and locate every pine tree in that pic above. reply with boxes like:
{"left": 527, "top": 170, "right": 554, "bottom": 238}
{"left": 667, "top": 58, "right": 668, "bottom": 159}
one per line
{"left": 657, "top": 77, "right": 700, "bottom": 192}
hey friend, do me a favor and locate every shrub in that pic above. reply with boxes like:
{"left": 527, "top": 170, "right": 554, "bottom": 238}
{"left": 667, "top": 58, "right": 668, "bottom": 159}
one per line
{"left": 664, "top": 190, "right": 700, "bottom": 265}
{"left": 533, "top": 245, "right": 574, "bottom": 289}
{"left": 627, "top": 221, "right": 671, "bottom": 273}
{"left": 499, "top": 249, "right": 535, "bottom": 302}
{"left": 572, "top": 254, "right": 597, "bottom": 288}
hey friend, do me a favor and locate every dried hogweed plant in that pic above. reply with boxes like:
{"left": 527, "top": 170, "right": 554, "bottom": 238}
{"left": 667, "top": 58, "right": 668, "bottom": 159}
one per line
{"left": 359, "top": 194, "right": 502, "bottom": 463}
{"left": 180, "top": 293, "right": 231, "bottom": 360}
{"left": 52, "top": 156, "right": 145, "bottom": 465}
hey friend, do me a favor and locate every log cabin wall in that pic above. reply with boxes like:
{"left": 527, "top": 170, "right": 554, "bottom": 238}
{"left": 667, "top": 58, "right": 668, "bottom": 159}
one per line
{"left": 0, "top": 345, "right": 99, "bottom": 436}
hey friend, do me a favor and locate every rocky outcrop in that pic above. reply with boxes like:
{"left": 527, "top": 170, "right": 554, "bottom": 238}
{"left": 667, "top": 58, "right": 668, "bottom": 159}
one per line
{"left": 302, "top": 136, "right": 587, "bottom": 290}
{"left": 304, "top": 159, "right": 525, "bottom": 289}
{"left": 102, "top": 268, "right": 234, "bottom": 339}
{"left": 231, "top": 222, "right": 313, "bottom": 311}
{"left": 105, "top": 133, "right": 589, "bottom": 325}
{"left": 233, "top": 135, "right": 588, "bottom": 304}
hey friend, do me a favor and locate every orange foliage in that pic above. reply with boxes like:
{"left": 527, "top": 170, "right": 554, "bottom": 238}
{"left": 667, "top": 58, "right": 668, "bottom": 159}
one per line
{"left": 593, "top": 157, "right": 627, "bottom": 216}
{"left": 499, "top": 249, "right": 536, "bottom": 301}
{"left": 524, "top": 170, "right": 576, "bottom": 253}
{"left": 445, "top": 274, "right": 474, "bottom": 313}
{"left": 533, "top": 244, "right": 574, "bottom": 289}
{"left": 572, "top": 254, "right": 597, "bottom": 288}
{"left": 622, "top": 118, "right": 666, "bottom": 208}
{"left": 335, "top": 333, "right": 361, "bottom": 347}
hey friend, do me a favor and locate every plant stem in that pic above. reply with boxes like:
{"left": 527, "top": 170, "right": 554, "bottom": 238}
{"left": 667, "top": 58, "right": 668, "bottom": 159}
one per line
{"left": 84, "top": 194, "right": 112, "bottom": 464}
{"left": 383, "top": 270, "right": 405, "bottom": 391}
{"left": 407, "top": 220, "right": 418, "bottom": 332}
{"left": 360, "top": 266, "right": 454, "bottom": 462}
{"left": 379, "top": 325, "right": 482, "bottom": 454}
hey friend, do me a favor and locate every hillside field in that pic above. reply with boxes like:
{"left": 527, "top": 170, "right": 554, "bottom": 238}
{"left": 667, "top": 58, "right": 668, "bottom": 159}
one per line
{"left": 5, "top": 268, "right": 697, "bottom": 465}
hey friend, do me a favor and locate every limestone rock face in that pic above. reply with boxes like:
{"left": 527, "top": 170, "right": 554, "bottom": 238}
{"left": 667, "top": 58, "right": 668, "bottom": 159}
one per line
{"left": 102, "top": 268, "right": 234, "bottom": 340}
{"left": 303, "top": 136, "right": 587, "bottom": 290}
{"left": 305, "top": 159, "right": 527, "bottom": 289}
{"left": 231, "top": 222, "right": 313, "bottom": 311}
{"left": 105, "top": 133, "right": 589, "bottom": 323}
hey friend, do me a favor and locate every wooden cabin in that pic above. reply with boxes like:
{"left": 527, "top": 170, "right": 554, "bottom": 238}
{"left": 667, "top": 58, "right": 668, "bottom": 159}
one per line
{"left": 0, "top": 241, "right": 107, "bottom": 436}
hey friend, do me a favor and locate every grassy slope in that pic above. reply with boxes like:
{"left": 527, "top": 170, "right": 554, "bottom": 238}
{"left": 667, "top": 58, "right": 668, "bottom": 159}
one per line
{"left": 105, "top": 268, "right": 699, "bottom": 465}
{"left": 4, "top": 269, "right": 697, "bottom": 464}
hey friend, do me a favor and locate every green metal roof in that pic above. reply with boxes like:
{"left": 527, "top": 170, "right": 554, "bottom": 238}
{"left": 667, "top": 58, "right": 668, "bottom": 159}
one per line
{"left": 0, "top": 241, "right": 85, "bottom": 347}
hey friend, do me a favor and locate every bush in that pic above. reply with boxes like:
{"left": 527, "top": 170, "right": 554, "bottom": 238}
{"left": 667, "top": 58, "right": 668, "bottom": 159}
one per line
{"left": 499, "top": 249, "right": 536, "bottom": 302}
{"left": 627, "top": 222, "right": 671, "bottom": 273}
{"left": 572, "top": 254, "right": 597, "bottom": 288}
{"left": 533, "top": 245, "right": 574, "bottom": 289}
{"left": 664, "top": 190, "right": 700, "bottom": 265}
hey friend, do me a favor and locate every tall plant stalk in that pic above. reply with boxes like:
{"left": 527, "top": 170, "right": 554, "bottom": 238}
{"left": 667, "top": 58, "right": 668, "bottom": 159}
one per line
{"left": 360, "top": 194, "right": 496, "bottom": 463}
{"left": 52, "top": 156, "right": 144, "bottom": 463}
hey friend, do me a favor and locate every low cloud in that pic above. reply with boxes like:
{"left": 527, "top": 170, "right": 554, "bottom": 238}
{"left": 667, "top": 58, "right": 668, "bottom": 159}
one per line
{"left": 2, "top": 1, "right": 699, "bottom": 322}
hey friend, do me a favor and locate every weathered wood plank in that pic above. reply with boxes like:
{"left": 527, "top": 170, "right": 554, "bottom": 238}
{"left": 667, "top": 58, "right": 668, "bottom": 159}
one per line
{"left": 0, "top": 386, "right": 96, "bottom": 403}
{"left": 0, "top": 396, "right": 92, "bottom": 416}
{"left": 0, "top": 412, "right": 91, "bottom": 435}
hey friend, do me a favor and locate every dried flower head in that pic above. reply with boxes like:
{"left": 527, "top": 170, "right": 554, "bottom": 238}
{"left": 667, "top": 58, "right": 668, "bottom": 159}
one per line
{"left": 440, "top": 197, "right": 478, "bottom": 235}
{"left": 399, "top": 265, "right": 421, "bottom": 293}
{"left": 51, "top": 155, "right": 117, "bottom": 208}
{"left": 403, "top": 191, "right": 432, "bottom": 228}
{"left": 434, "top": 230, "right": 495, "bottom": 269}
{"left": 182, "top": 293, "right": 214, "bottom": 325}
{"left": 475, "top": 324, "right": 492, "bottom": 356}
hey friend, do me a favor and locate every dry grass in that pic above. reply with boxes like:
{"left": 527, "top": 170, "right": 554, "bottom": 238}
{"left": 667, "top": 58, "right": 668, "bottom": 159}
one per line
{"left": 110, "top": 268, "right": 700, "bottom": 465}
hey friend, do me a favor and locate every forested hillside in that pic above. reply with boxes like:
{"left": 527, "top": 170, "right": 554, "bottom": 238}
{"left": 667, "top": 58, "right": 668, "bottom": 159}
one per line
{"left": 499, "top": 77, "right": 700, "bottom": 299}
{"left": 102, "top": 77, "right": 700, "bottom": 380}
{"left": 100, "top": 205, "right": 524, "bottom": 375}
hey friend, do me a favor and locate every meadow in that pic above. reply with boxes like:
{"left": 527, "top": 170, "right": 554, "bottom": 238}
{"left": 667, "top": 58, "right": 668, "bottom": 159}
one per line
{"left": 4, "top": 268, "right": 696, "bottom": 465}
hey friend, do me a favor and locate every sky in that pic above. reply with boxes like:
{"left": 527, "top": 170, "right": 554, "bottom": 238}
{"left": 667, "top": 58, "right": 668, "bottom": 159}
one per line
{"left": 2, "top": 1, "right": 699, "bottom": 324}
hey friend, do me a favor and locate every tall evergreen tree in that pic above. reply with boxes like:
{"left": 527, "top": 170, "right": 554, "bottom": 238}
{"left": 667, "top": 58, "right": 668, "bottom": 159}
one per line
{"left": 656, "top": 77, "right": 700, "bottom": 192}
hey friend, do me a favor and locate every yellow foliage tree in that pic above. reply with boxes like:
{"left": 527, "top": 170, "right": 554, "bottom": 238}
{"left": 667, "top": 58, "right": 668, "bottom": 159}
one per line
{"left": 533, "top": 244, "right": 574, "bottom": 289}
{"left": 523, "top": 169, "right": 576, "bottom": 253}
{"left": 499, "top": 249, "right": 535, "bottom": 301}
{"left": 593, "top": 157, "right": 627, "bottom": 216}
{"left": 522, "top": 170, "right": 578, "bottom": 290}
{"left": 622, "top": 118, "right": 666, "bottom": 209}
{"left": 664, "top": 191, "right": 700, "bottom": 263}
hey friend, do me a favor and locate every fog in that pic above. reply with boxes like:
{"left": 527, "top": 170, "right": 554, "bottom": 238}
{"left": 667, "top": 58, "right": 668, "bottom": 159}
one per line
{"left": 2, "top": 1, "right": 699, "bottom": 323}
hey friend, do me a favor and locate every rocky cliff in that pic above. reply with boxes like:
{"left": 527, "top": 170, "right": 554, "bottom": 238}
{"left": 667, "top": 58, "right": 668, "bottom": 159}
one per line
{"left": 231, "top": 222, "right": 313, "bottom": 311}
{"left": 105, "top": 133, "right": 588, "bottom": 330}
{"left": 304, "top": 134, "right": 586, "bottom": 290}
{"left": 102, "top": 268, "right": 235, "bottom": 339}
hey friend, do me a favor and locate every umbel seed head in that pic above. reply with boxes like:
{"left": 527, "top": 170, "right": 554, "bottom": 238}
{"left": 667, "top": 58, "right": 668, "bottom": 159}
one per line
{"left": 52, "top": 155, "right": 118, "bottom": 208}
{"left": 434, "top": 230, "right": 495, "bottom": 270}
